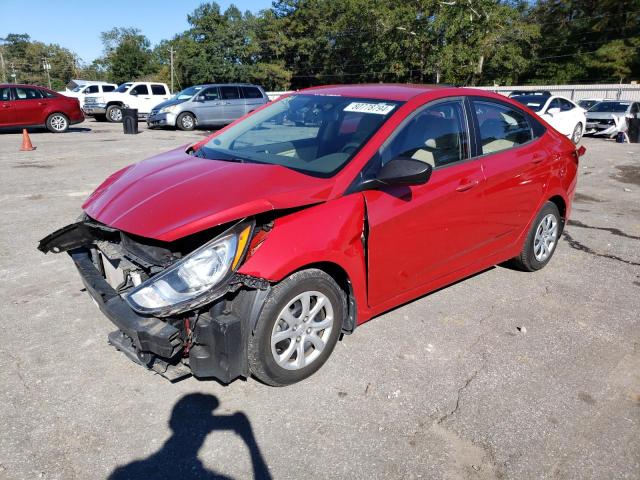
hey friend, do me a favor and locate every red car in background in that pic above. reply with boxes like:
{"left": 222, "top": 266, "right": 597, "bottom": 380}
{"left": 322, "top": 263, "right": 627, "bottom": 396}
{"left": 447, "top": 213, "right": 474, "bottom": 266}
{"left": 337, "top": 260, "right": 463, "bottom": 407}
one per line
{"left": 0, "top": 84, "right": 84, "bottom": 133}
{"left": 40, "top": 84, "right": 583, "bottom": 386}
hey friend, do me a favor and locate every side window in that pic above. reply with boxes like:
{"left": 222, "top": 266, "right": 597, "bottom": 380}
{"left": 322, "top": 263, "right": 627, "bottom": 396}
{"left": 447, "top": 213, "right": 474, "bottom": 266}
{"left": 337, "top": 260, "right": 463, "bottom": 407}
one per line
{"left": 130, "top": 84, "right": 149, "bottom": 95}
{"left": 241, "top": 86, "right": 263, "bottom": 99}
{"left": 151, "top": 84, "right": 167, "bottom": 95}
{"left": 0, "top": 87, "right": 11, "bottom": 101}
{"left": 200, "top": 88, "right": 220, "bottom": 101}
{"left": 560, "top": 99, "right": 574, "bottom": 111}
{"left": 85, "top": 85, "right": 99, "bottom": 94}
{"left": 547, "top": 98, "right": 561, "bottom": 111}
{"left": 220, "top": 86, "right": 240, "bottom": 100}
{"left": 381, "top": 100, "right": 469, "bottom": 169}
{"left": 14, "top": 87, "right": 43, "bottom": 100}
{"left": 102, "top": 85, "right": 116, "bottom": 92}
{"left": 474, "top": 100, "right": 533, "bottom": 155}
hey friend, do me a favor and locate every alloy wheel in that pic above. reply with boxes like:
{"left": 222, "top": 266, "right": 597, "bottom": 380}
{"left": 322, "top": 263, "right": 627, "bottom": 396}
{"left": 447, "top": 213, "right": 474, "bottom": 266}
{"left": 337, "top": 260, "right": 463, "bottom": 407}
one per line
{"left": 270, "top": 291, "right": 334, "bottom": 370}
{"left": 181, "top": 115, "right": 194, "bottom": 129}
{"left": 533, "top": 213, "right": 558, "bottom": 262}
{"left": 50, "top": 115, "right": 68, "bottom": 132}
{"left": 572, "top": 123, "right": 582, "bottom": 144}
{"left": 109, "top": 108, "right": 122, "bottom": 122}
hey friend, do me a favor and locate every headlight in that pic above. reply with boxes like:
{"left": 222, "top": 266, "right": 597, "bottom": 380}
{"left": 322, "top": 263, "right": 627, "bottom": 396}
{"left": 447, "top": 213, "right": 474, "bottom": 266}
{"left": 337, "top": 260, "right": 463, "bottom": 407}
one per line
{"left": 126, "top": 220, "right": 254, "bottom": 315}
{"left": 159, "top": 105, "right": 178, "bottom": 114}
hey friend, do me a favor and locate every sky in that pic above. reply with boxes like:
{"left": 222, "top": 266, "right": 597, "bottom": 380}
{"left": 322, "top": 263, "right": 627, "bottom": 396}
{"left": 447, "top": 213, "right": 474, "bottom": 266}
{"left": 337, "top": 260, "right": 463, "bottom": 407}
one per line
{"left": 0, "top": 0, "right": 272, "bottom": 63}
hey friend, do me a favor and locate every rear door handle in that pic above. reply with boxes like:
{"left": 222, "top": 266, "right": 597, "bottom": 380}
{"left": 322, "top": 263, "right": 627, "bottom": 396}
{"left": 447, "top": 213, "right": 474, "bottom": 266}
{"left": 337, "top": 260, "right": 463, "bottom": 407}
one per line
{"left": 456, "top": 180, "right": 479, "bottom": 192}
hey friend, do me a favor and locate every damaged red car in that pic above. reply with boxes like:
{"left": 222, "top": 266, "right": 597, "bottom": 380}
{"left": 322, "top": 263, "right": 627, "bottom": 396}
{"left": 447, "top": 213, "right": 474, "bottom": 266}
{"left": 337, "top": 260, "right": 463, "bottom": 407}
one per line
{"left": 39, "top": 85, "right": 582, "bottom": 386}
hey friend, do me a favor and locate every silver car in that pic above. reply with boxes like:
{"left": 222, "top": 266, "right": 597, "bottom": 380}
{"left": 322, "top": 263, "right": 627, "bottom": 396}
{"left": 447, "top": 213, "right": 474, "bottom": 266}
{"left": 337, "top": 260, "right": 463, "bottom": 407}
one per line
{"left": 585, "top": 100, "right": 640, "bottom": 135}
{"left": 147, "top": 83, "right": 268, "bottom": 130}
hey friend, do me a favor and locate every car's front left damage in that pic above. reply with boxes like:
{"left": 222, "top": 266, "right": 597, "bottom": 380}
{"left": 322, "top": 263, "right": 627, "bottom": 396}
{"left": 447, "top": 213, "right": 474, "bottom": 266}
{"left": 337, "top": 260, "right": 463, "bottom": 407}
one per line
{"left": 38, "top": 215, "right": 273, "bottom": 383}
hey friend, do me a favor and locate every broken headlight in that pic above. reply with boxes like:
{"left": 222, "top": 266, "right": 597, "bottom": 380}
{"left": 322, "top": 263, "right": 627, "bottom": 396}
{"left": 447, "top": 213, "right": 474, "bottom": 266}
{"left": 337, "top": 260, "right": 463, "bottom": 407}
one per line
{"left": 125, "top": 220, "right": 253, "bottom": 315}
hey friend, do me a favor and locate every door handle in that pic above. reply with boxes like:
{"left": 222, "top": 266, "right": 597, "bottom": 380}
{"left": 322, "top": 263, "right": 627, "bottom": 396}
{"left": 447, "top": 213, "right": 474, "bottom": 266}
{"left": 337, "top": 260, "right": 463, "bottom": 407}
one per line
{"left": 531, "top": 153, "right": 545, "bottom": 164}
{"left": 1, "top": 104, "right": 10, "bottom": 108}
{"left": 456, "top": 180, "right": 479, "bottom": 192}
{"left": 38, "top": 102, "right": 47, "bottom": 106}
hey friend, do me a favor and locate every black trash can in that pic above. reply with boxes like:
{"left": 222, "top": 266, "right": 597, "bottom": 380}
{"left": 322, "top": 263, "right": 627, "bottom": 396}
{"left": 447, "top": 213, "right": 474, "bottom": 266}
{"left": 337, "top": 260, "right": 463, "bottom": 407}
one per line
{"left": 122, "top": 108, "right": 138, "bottom": 135}
{"left": 628, "top": 117, "right": 640, "bottom": 143}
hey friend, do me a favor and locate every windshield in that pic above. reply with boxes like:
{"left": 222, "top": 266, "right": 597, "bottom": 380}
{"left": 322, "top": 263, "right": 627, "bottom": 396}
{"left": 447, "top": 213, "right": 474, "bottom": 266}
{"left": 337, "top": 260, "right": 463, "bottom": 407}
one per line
{"left": 511, "top": 95, "right": 549, "bottom": 112}
{"left": 174, "top": 85, "right": 204, "bottom": 100}
{"left": 115, "top": 83, "right": 132, "bottom": 93}
{"left": 198, "top": 94, "right": 402, "bottom": 177}
{"left": 71, "top": 85, "right": 84, "bottom": 92}
{"left": 588, "top": 102, "right": 629, "bottom": 113}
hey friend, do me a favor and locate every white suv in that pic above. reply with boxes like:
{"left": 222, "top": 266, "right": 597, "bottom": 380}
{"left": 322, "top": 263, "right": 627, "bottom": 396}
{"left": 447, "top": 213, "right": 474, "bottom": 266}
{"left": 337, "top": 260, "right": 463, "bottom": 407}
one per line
{"left": 60, "top": 82, "right": 117, "bottom": 108}
{"left": 83, "top": 82, "right": 171, "bottom": 122}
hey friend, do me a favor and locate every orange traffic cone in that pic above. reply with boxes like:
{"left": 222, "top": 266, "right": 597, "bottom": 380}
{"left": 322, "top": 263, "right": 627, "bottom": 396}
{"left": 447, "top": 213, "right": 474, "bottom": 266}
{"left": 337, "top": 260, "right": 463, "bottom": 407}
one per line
{"left": 20, "top": 129, "right": 36, "bottom": 151}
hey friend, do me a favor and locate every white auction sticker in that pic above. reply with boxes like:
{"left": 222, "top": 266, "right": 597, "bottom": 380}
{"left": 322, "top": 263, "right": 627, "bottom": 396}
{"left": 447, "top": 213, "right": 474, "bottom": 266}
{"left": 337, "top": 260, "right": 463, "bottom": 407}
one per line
{"left": 344, "top": 102, "right": 396, "bottom": 115}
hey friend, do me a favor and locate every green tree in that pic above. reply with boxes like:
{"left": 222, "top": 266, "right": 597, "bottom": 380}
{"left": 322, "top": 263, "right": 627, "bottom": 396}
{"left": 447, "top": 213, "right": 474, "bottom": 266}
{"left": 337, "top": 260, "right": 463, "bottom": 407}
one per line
{"left": 98, "top": 27, "right": 157, "bottom": 84}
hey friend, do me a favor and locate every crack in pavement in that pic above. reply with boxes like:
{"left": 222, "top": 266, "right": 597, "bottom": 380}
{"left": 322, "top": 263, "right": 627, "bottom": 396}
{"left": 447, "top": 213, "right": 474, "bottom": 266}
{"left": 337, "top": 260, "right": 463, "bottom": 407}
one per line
{"left": 438, "top": 359, "right": 487, "bottom": 425}
{"left": 567, "top": 219, "right": 640, "bottom": 241}
{"left": 563, "top": 232, "right": 640, "bottom": 267}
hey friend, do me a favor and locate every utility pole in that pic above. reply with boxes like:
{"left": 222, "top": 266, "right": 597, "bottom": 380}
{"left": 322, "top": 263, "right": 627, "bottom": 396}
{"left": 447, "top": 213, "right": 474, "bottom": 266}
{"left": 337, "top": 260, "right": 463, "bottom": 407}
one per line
{"left": 169, "top": 46, "right": 174, "bottom": 94}
{"left": 0, "top": 48, "right": 6, "bottom": 83}
{"left": 42, "top": 57, "right": 52, "bottom": 89}
{"left": 10, "top": 62, "right": 17, "bottom": 83}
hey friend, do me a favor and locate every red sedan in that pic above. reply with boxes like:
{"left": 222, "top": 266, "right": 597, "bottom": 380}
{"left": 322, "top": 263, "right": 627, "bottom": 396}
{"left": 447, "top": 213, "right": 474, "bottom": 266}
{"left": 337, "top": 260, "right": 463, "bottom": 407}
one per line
{"left": 0, "top": 84, "right": 84, "bottom": 133}
{"left": 40, "top": 84, "right": 582, "bottom": 385}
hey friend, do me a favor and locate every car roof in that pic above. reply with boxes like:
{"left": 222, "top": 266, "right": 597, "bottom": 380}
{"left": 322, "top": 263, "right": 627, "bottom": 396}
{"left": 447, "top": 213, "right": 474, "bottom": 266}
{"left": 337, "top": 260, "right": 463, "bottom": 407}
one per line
{"left": 1, "top": 83, "right": 50, "bottom": 89}
{"left": 296, "top": 83, "right": 454, "bottom": 101}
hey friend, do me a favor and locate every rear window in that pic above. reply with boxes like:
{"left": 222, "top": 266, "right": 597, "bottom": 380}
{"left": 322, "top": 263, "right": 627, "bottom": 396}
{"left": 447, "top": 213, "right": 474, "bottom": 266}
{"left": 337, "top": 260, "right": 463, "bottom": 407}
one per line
{"left": 151, "top": 84, "right": 167, "bottom": 95}
{"left": 511, "top": 95, "right": 549, "bottom": 112}
{"left": 102, "top": 85, "right": 116, "bottom": 92}
{"left": 0, "top": 86, "right": 10, "bottom": 101}
{"left": 241, "top": 86, "right": 263, "bottom": 99}
{"left": 474, "top": 100, "right": 534, "bottom": 155}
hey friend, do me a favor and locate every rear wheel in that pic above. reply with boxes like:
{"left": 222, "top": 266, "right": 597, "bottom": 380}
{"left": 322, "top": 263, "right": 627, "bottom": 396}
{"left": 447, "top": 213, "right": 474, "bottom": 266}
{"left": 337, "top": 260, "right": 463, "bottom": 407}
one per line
{"left": 571, "top": 123, "right": 583, "bottom": 144}
{"left": 511, "top": 202, "right": 562, "bottom": 271}
{"left": 176, "top": 112, "right": 196, "bottom": 131}
{"left": 46, "top": 113, "right": 69, "bottom": 133}
{"left": 248, "top": 269, "right": 346, "bottom": 386}
{"left": 106, "top": 105, "right": 123, "bottom": 123}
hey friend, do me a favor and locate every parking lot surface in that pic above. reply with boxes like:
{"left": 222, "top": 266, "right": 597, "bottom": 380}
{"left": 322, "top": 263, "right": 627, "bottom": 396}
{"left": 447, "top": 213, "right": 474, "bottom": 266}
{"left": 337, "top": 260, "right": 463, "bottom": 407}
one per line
{"left": 1, "top": 121, "right": 639, "bottom": 480}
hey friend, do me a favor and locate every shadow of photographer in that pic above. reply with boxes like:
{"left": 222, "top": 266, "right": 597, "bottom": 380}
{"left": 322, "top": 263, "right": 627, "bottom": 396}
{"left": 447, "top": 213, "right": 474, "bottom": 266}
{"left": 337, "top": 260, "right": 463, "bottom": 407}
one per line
{"left": 109, "top": 393, "right": 272, "bottom": 480}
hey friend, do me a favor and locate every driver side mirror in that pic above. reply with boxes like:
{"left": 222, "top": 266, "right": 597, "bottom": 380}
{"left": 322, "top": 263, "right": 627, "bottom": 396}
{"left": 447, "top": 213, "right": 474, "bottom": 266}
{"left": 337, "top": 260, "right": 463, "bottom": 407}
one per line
{"left": 130, "top": 91, "right": 138, "bottom": 96}
{"left": 546, "top": 107, "right": 560, "bottom": 116}
{"left": 361, "top": 157, "right": 432, "bottom": 191}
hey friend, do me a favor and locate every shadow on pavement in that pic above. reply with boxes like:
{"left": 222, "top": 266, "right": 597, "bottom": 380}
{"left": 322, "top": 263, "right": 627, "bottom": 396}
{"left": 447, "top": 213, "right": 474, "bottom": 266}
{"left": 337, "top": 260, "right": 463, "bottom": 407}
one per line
{"left": 109, "top": 393, "right": 272, "bottom": 480}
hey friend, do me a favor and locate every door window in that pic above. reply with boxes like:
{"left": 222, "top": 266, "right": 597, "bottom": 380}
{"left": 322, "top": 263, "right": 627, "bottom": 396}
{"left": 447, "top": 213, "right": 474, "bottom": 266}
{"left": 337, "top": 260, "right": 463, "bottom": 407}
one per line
{"left": 474, "top": 100, "right": 533, "bottom": 155}
{"left": 241, "top": 86, "right": 263, "bottom": 99}
{"left": 381, "top": 100, "right": 470, "bottom": 169}
{"left": 14, "top": 87, "right": 43, "bottom": 100}
{"left": 200, "top": 88, "right": 220, "bottom": 101}
{"left": 85, "top": 85, "right": 99, "bottom": 94}
{"left": 102, "top": 85, "right": 116, "bottom": 92}
{"left": 151, "top": 84, "right": 167, "bottom": 95}
{"left": 547, "top": 98, "right": 561, "bottom": 111}
{"left": 130, "top": 84, "right": 149, "bottom": 96}
{"left": 0, "top": 87, "right": 11, "bottom": 101}
{"left": 220, "top": 86, "right": 240, "bottom": 100}
{"left": 559, "top": 99, "right": 574, "bottom": 111}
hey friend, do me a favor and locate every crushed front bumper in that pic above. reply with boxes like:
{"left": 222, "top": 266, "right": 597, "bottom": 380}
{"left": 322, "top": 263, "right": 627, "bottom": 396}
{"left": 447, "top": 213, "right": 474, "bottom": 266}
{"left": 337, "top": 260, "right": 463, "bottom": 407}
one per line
{"left": 147, "top": 112, "right": 177, "bottom": 127}
{"left": 83, "top": 104, "right": 107, "bottom": 116}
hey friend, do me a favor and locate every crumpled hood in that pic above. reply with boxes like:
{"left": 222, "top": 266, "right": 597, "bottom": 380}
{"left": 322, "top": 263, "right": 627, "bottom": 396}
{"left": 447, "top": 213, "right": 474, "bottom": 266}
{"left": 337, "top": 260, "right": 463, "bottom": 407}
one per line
{"left": 586, "top": 112, "right": 626, "bottom": 120}
{"left": 151, "top": 97, "right": 187, "bottom": 111}
{"left": 82, "top": 146, "right": 335, "bottom": 241}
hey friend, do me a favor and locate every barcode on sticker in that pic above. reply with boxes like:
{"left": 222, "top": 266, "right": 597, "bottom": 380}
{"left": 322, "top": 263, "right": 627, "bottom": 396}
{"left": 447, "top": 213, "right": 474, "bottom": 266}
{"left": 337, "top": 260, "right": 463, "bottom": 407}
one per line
{"left": 344, "top": 102, "right": 396, "bottom": 115}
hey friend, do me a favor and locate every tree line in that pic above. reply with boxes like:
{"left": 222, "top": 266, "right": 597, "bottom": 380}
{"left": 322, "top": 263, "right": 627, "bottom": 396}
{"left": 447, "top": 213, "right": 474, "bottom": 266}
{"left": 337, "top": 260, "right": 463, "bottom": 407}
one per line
{"left": 1, "top": 0, "right": 638, "bottom": 92}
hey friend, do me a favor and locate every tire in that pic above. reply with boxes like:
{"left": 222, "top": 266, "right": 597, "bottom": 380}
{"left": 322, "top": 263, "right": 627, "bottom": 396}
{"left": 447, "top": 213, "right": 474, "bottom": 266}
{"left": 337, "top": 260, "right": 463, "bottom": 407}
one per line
{"left": 176, "top": 112, "right": 196, "bottom": 131}
{"left": 106, "top": 105, "right": 123, "bottom": 123}
{"left": 571, "top": 122, "right": 583, "bottom": 144}
{"left": 248, "top": 269, "right": 346, "bottom": 386}
{"left": 511, "top": 202, "right": 562, "bottom": 272}
{"left": 46, "top": 113, "right": 69, "bottom": 133}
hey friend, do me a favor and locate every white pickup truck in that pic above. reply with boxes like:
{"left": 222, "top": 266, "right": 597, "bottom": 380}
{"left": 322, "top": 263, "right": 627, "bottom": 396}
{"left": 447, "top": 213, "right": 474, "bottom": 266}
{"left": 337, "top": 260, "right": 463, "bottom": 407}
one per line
{"left": 83, "top": 82, "right": 171, "bottom": 122}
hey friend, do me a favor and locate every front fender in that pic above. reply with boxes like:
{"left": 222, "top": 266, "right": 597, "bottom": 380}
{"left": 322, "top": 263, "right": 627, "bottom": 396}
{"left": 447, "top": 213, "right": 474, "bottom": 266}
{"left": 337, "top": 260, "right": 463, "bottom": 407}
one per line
{"left": 238, "top": 194, "right": 368, "bottom": 323}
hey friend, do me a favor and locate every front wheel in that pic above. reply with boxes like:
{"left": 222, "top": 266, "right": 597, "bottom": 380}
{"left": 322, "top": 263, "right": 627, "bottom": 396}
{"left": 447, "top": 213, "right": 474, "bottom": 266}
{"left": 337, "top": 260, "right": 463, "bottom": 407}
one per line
{"left": 46, "top": 113, "right": 69, "bottom": 133}
{"left": 571, "top": 122, "right": 583, "bottom": 144}
{"left": 511, "top": 202, "right": 562, "bottom": 271}
{"left": 176, "top": 112, "right": 196, "bottom": 131}
{"left": 248, "top": 269, "right": 346, "bottom": 386}
{"left": 106, "top": 105, "right": 123, "bottom": 123}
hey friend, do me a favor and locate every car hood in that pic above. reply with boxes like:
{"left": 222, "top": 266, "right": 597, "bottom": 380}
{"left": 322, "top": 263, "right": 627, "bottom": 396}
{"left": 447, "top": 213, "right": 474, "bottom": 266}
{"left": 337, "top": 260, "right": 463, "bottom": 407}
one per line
{"left": 82, "top": 146, "right": 335, "bottom": 242}
{"left": 586, "top": 112, "right": 625, "bottom": 120}
{"left": 152, "top": 98, "right": 187, "bottom": 111}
